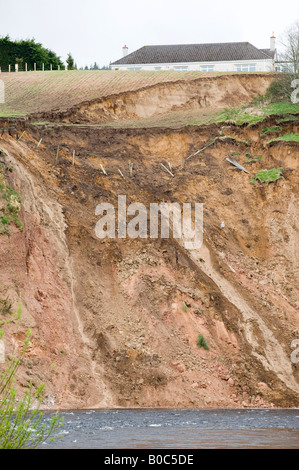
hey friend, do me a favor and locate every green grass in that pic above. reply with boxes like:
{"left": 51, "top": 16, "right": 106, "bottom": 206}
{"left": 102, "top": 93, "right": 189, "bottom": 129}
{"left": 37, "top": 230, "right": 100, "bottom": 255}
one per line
{"left": 208, "top": 107, "right": 266, "bottom": 125}
{"left": 250, "top": 168, "right": 284, "bottom": 184}
{"left": 276, "top": 114, "right": 299, "bottom": 123}
{"left": 263, "top": 102, "right": 299, "bottom": 116}
{"left": 197, "top": 334, "right": 209, "bottom": 351}
{"left": 266, "top": 133, "right": 299, "bottom": 144}
{"left": 209, "top": 101, "right": 299, "bottom": 127}
{"left": 245, "top": 153, "right": 262, "bottom": 162}
{"left": 260, "top": 126, "right": 282, "bottom": 135}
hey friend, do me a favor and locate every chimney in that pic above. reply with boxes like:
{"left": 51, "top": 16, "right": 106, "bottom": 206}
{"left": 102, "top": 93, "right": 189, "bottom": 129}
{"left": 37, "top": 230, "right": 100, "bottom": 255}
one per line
{"left": 270, "top": 32, "right": 276, "bottom": 51}
{"left": 122, "top": 45, "right": 129, "bottom": 57}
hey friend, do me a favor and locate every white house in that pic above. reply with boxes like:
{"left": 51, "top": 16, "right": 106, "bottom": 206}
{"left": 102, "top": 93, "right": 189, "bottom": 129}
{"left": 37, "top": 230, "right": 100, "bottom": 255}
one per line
{"left": 111, "top": 36, "right": 277, "bottom": 72}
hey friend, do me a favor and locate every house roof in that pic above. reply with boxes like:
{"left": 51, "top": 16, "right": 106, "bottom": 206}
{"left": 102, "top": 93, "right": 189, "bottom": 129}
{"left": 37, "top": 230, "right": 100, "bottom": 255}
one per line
{"left": 111, "top": 42, "right": 275, "bottom": 65}
{"left": 259, "top": 48, "right": 275, "bottom": 58}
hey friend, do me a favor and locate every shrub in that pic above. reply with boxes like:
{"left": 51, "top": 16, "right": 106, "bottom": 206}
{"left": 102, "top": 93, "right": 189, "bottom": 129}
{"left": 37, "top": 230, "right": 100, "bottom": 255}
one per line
{"left": 265, "top": 74, "right": 299, "bottom": 102}
{"left": 197, "top": 334, "right": 209, "bottom": 351}
{"left": 0, "top": 303, "right": 64, "bottom": 449}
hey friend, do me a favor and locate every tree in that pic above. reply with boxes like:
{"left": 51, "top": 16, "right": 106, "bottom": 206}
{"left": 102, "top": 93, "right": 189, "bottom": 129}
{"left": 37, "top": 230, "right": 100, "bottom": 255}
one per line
{"left": 0, "top": 299, "right": 64, "bottom": 449}
{"left": 0, "top": 36, "right": 63, "bottom": 71}
{"left": 277, "top": 20, "right": 299, "bottom": 73}
{"left": 66, "top": 53, "right": 76, "bottom": 70}
{"left": 265, "top": 20, "right": 299, "bottom": 103}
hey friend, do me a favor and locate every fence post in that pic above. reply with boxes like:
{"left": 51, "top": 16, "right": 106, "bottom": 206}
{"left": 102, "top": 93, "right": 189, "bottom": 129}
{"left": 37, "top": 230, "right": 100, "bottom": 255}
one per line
{"left": 58, "top": 65, "right": 60, "bottom": 71}
{"left": 50, "top": 64, "right": 52, "bottom": 71}
{"left": 0, "top": 79, "right": 4, "bottom": 103}
{"left": 34, "top": 63, "right": 36, "bottom": 72}
{"left": 42, "top": 63, "right": 44, "bottom": 72}
{"left": 15, "top": 64, "right": 18, "bottom": 72}
{"left": 25, "top": 63, "right": 28, "bottom": 72}
{"left": 9, "top": 64, "right": 11, "bottom": 73}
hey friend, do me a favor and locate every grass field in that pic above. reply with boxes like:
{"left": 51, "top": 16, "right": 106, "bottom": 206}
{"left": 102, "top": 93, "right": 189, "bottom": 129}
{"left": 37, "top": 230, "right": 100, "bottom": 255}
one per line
{"left": 0, "top": 69, "right": 227, "bottom": 117}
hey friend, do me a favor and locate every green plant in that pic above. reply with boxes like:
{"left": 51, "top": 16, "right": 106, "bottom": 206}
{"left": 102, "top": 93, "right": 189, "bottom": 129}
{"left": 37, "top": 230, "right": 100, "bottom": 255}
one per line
{"left": 245, "top": 153, "right": 262, "bottom": 162}
{"left": 192, "top": 304, "right": 206, "bottom": 313}
{"left": 0, "top": 303, "right": 64, "bottom": 449}
{"left": 0, "top": 165, "right": 23, "bottom": 234}
{"left": 182, "top": 302, "right": 188, "bottom": 312}
{"left": 266, "top": 133, "right": 299, "bottom": 144}
{"left": 0, "top": 288, "right": 12, "bottom": 316}
{"left": 260, "top": 126, "right": 282, "bottom": 135}
{"left": 197, "top": 334, "right": 209, "bottom": 351}
{"left": 250, "top": 168, "right": 284, "bottom": 184}
{"left": 265, "top": 74, "right": 298, "bottom": 102}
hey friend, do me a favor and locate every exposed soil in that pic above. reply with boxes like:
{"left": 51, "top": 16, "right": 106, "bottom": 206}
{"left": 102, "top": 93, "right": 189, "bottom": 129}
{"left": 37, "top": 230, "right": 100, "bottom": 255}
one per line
{"left": 31, "top": 73, "right": 273, "bottom": 125}
{"left": 0, "top": 73, "right": 298, "bottom": 410}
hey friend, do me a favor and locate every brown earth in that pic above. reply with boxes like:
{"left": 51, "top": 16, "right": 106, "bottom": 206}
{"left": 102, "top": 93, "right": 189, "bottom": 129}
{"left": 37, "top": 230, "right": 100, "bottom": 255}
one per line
{"left": 31, "top": 73, "right": 273, "bottom": 125}
{"left": 0, "top": 73, "right": 298, "bottom": 410}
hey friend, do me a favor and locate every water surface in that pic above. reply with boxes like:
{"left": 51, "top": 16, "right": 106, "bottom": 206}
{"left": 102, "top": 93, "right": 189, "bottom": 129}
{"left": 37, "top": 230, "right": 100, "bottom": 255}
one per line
{"left": 41, "top": 408, "right": 299, "bottom": 449}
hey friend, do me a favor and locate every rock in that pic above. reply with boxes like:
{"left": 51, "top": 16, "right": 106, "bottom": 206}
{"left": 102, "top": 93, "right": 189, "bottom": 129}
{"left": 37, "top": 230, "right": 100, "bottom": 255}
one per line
{"left": 228, "top": 378, "right": 235, "bottom": 387}
{"left": 170, "top": 361, "right": 186, "bottom": 373}
{"left": 257, "top": 382, "right": 269, "bottom": 391}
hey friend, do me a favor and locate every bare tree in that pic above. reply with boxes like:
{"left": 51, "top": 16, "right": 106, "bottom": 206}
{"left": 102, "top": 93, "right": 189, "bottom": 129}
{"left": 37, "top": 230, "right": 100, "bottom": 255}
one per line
{"left": 277, "top": 20, "right": 299, "bottom": 73}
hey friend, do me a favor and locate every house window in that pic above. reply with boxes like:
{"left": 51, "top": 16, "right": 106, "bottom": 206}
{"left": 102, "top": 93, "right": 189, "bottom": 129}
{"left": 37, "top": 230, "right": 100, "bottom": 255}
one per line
{"left": 173, "top": 66, "right": 188, "bottom": 70}
{"left": 155, "top": 67, "right": 162, "bottom": 70}
{"left": 234, "top": 64, "right": 256, "bottom": 72}
{"left": 201, "top": 65, "right": 214, "bottom": 72}
{"left": 127, "top": 67, "right": 142, "bottom": 71}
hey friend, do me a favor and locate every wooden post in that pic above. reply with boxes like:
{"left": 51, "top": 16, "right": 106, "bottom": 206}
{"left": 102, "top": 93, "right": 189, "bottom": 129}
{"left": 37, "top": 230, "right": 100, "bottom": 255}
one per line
{"left": 72, "top": 150, "right": 75, "bottom": 165}
{"left": 37, "top": 138, "right": 42, "bottom": 148}
{"left": 42, "top": 63, "right": 45, "bottom": 72}
{"left": 9, "top": 64, "right": 11, "bottom": 73}
{"left": 15, "top": 64, "right": 18, "bottom": 72}
{"left": 25, "top": 63, "right": 28, "bottom": 72}
{"left": 50, "top": 64, "right": 52, "bottom": 71}
{"left": 34, "top": 63, "right": 36, "bottom": 72}
{"left": 58, "top": 65, "right": 60, "bottom": 71}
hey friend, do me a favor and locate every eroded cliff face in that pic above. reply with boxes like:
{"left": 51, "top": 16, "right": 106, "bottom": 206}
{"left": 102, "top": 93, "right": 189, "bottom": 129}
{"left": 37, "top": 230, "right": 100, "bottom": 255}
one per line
{"left": 0, "top": 86, "right": 298, "bottom": 410}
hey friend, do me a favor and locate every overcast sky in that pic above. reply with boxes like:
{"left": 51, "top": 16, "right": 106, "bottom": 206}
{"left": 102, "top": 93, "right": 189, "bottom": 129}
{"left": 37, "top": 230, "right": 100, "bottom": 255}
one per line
{"left": 1, "top": 0, "right": 298, "bottom": 68}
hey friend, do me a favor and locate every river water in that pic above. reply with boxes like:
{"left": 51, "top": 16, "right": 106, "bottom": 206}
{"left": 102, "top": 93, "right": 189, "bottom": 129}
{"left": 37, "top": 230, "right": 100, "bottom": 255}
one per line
{"left": 40, "top": 408, "right": 299, "bottom": 449}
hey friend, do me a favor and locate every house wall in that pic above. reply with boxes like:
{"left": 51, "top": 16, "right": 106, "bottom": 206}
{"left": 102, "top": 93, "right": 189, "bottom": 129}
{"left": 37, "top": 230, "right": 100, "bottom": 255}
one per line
{"left": 111, "top": 59, "right": 274, "bottom": 72}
